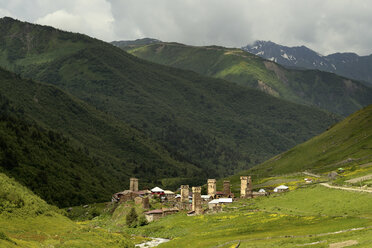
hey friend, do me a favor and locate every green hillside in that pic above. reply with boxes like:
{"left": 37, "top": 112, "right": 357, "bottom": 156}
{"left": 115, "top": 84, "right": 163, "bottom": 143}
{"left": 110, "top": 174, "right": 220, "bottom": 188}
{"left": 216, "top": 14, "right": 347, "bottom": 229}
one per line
{"left": 0, "top": 17, "right": 339, "bottom": 177}
{"left": 0, "top": 172, "right": 134, "bottom": 247}
{"left": 0, "top": 67, "right": 201, "bottom": 207}
{"left": 122, "top": 42, "right": 372, "bottom": 117}
{"left": 232, "top": 104, "right": 372, "bottom": 181}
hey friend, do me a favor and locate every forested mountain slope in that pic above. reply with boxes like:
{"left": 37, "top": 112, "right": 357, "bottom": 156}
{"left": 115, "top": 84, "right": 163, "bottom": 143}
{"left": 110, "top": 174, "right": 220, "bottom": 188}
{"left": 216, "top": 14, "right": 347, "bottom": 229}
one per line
{"left": 121, "top": 41, "right": 372, "bottom": 117}
{"left": 0, "top": 17, "right": 338, "bottom": 177}
{"left": 0, "top": 67, "right": 201, "bottom": 206}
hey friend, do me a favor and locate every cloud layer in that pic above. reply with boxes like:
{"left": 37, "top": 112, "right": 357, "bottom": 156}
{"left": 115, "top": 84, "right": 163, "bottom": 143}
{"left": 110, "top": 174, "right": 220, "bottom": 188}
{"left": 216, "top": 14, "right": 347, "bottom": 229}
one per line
{"left": 1, "top": 0, "right": 372, "bottom": 55}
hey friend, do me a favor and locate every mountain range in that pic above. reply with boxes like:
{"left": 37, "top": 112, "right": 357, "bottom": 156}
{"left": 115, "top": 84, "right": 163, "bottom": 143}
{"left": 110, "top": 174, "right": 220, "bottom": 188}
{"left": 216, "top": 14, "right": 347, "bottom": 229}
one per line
{"left": 242, "top": 40, "right": 372, "bottom": 87}
{"left": 116, "top": 39, "right": 372, "bottom": 117}
{"left": 0, "top": 17, "right": 341, "bottom": 207}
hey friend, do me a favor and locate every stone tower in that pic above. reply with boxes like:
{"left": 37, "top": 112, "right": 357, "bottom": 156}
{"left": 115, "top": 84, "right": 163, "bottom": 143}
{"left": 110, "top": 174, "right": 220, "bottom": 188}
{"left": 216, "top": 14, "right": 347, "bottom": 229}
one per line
{"left": 180, "top": 185, "right": 189, "bottom": 202}
{"left": 192, "top": 186, "right": 202, "bottom": 214}
{"left": 207, "top": 179, "right": 216, "bottom": 197}
{"left": 247, "top": 176, "right": 253, "bottom": 198}
{"left": 240, "top": 176, "right": 248, "bottom": 198}
{"left": 223, "top": 180, "right": 231, "bottom": 197}
{"left": 142, "top": 197, "right": 150, "bottom": 209}
{"left": 130, "top": 178, "right": 138, "bottom": 192}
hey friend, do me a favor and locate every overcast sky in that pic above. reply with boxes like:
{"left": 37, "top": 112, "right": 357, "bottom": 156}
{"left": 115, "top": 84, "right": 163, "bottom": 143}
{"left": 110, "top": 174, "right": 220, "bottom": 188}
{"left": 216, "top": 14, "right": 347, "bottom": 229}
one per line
{"left": 1, "top": 0, "right": 371, "bottom": 55}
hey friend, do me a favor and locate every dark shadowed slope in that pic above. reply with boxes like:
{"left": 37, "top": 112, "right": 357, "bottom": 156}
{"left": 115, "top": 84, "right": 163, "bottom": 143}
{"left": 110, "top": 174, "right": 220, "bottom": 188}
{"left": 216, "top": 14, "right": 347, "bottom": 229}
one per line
{"left": 0, "top": 67, "right": 201, "bottom": 206}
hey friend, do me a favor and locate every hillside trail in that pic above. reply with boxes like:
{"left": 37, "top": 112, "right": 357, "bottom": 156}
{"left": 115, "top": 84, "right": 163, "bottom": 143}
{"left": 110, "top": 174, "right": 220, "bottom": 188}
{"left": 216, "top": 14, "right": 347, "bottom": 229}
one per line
{"left": 320, "top": 183, "right": 372, "bottom": 193}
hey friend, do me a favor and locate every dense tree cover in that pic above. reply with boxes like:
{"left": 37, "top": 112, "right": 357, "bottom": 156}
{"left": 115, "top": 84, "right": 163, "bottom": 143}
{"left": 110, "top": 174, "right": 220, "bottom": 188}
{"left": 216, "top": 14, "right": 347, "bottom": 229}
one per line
{"left": 0, "top": 112, "right": 105, "bottom": 207}
{"left": 0, "top": 17, "right": 340, "bottom": 181}
{"left": 0, "top": 68, "right": 202, "bottom": 207}
{"left": 124, "top": 42, "right": 372, "bottom": 117}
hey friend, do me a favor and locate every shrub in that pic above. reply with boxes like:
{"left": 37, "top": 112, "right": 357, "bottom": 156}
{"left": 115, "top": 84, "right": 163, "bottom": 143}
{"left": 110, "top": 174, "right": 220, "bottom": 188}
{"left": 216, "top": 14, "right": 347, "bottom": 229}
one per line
{"left": 137, "top": 215, "right": 148, "bottom": 226}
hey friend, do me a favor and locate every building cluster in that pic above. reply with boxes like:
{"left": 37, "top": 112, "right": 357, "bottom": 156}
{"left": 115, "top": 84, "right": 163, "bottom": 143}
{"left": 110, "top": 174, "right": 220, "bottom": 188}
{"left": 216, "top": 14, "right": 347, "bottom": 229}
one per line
{"left": 112, "top": 176, "right": 287, "bottom": 222}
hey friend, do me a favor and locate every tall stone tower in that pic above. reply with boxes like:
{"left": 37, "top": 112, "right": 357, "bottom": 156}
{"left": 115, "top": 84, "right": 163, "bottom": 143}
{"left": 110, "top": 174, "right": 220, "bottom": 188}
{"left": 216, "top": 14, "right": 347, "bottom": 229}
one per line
{"left": 247, "top": 176, "right": 253, "bottom": 198}
{"left": 207, "top": 179, "right": 216, "bottom": 197}
{"left": 240, "top": 176, "right": 248, "bottom": 198}
{"left": 223, "top": 180, "right": 231, "bottom": 197}
{"left": 130, "top": 178, "right": 138, "bottom": 192}
{"left": 180, "top": 185, "right": 189, "bottom": 202}
{"left": 192, "top": 186, "right": 202, "bottom": 214}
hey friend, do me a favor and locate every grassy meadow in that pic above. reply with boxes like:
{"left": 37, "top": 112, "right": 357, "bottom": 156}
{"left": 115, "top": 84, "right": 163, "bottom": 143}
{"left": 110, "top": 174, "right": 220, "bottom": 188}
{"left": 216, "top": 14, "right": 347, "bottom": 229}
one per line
{"left": 81, "top": 184, "right": 372, "bottom": 248}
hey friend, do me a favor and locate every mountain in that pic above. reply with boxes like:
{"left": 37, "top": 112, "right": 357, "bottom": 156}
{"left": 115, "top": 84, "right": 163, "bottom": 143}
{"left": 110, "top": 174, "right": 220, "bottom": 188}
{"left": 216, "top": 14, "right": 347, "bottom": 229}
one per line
{"left": 234, "top": 104, "right": 372, "bottom": 178}
{"left": 111, "top": 38, "right": 161, "bottom": 48}
{"left": 0, "top": 67, "right": 200, "bottom": 207}
{"left": 119, "top": 40, "right": 372, "bottom": 117}
{"left": 242, "top": 40, "right": 372, "bottom": 87}
{"left": 0, "top": 17, "right": 339, "bottom": 179}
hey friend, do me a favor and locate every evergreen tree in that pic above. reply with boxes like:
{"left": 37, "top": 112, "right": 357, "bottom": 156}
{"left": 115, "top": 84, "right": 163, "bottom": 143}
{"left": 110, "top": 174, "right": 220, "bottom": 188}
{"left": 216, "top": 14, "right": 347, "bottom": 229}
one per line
{"left": 126, "top": 207, "right": 138, "bottom": 228}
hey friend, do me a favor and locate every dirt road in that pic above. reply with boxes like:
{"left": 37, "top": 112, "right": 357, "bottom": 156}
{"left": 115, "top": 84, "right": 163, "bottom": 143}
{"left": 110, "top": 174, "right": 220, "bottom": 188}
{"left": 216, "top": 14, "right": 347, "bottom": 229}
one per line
{"left": 320, "top": 183, "right": 372, "bottom": 193}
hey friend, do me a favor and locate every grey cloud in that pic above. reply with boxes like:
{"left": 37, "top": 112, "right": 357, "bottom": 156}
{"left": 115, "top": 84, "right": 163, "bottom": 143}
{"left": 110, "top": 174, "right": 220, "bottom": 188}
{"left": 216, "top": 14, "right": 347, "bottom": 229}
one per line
{"left": 0, "top": 0, "right": 371, "bottom": 55}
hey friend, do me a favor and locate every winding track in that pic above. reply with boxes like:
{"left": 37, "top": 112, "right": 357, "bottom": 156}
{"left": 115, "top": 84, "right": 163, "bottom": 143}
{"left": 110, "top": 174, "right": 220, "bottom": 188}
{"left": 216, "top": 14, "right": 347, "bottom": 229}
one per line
{"left": 320, "top": 183, "right": 372, "bottom": 193}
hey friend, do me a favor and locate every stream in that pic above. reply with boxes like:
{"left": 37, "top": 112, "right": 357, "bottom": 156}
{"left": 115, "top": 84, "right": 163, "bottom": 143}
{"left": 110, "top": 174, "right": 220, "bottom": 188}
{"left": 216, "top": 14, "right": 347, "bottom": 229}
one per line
{"left": 135, "top": 238, "right": 170, "bottom": 248}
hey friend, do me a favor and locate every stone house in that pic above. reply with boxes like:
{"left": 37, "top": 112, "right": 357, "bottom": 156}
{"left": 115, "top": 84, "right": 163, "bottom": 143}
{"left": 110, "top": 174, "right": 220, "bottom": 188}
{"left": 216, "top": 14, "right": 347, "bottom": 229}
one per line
{"left": 144, "top": 209, "right": 163, "bottom": 222}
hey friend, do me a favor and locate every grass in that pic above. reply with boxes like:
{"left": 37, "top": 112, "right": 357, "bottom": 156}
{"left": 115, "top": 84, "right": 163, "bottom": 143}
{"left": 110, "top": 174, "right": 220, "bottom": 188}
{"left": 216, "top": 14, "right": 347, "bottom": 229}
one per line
{"left": 3, "top": 181, "right": 372, "bottom": 247}
{"left": 77, "top": 183, "right": 372, "bottom": 247}
{"left": 253, "top": 185, "right": 372, "bottom": 218}
{"left": 0, "top": 172, "right": 135, "bottom": 247}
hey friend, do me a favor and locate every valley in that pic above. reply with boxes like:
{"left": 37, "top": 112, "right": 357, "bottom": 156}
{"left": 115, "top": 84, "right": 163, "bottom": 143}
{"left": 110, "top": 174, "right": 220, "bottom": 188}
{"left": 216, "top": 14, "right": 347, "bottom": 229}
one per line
{"left": 0, "top": 17, "right": 339, "bottom": 184}
{"left": 0, "top": 8, "right": 371, "bottom": 248}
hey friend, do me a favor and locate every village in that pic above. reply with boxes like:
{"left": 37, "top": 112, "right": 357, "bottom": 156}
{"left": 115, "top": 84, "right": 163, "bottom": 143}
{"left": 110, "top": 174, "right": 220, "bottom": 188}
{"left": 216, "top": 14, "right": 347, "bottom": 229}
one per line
{"left": 112, "top": 177, "right": 292, "bottom": 223}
